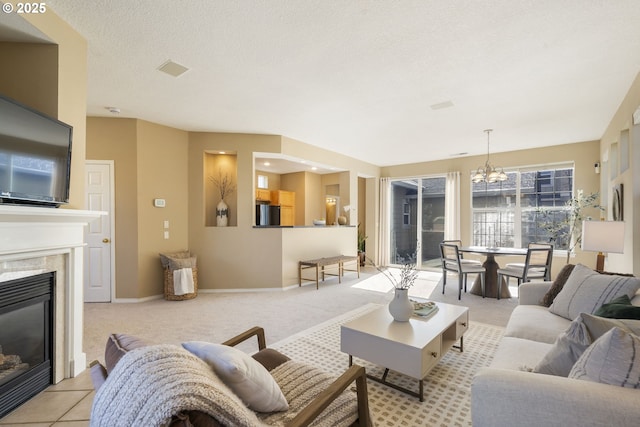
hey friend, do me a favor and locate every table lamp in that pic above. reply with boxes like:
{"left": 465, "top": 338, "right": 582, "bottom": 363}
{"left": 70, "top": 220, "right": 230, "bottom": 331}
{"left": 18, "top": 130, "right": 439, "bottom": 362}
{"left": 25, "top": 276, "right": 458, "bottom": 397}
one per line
{"left": 581, "top": 220, "right": 625, "bottom": 272}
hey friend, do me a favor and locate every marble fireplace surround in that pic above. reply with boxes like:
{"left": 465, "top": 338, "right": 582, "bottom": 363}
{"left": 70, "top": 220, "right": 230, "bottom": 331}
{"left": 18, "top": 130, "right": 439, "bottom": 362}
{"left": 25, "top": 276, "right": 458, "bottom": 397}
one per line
{"left": 0, "top": 205, "right": 102, "bottom": 383}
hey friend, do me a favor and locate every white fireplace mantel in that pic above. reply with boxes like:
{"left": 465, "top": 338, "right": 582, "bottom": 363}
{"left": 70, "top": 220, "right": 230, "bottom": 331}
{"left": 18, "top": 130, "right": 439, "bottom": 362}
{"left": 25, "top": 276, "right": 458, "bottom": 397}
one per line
{"left": 0, "top": 205, "right": 104, "bottom": 381}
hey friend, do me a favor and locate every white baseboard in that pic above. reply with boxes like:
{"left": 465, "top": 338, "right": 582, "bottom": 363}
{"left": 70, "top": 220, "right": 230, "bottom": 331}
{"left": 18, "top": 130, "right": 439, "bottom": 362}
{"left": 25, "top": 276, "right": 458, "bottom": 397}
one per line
{"left": 107, "top": 282, "right": 315, "bottom": 302}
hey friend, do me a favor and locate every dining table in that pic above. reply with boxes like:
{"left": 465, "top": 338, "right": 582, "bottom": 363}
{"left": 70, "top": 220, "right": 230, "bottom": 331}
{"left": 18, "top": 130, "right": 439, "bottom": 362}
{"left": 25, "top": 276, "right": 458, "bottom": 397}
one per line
{"left": 458, "top": 246, "right": 527, "bottom": 299}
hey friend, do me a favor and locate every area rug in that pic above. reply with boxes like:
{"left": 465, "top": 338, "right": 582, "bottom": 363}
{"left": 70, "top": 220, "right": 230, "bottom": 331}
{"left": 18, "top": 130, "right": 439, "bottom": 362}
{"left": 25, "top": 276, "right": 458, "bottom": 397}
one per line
{"left": 270, "top": 303, "right": 504, "bottom": 426}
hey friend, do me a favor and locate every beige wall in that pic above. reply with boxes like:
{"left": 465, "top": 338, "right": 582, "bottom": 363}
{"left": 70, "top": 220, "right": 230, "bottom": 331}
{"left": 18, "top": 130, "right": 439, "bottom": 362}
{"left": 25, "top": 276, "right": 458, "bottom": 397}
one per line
{"left": 22, "top": 10, "right": 88, "bottom": 209}
{"left": 599, "top": 71, "right": 640, "bottom": 274}
{"left": 0, "top": 10, "right": 87, "bottom": 209}
{"left": 305, "top": 172, "right": 324, "bottom": 224}
{"left": 136, "top": 120, "right": 190, "bottom": 297}
{"left": 86, "top": 118, "right": 138, "bottom": 298}
{"left": 0, "top": 43, "right": 58, "bottom": 116}
{"left": 86, "top": 118, "right": 189, "bottom": 299}
{"left": 280, "top": 172, "right": 305, "bottom": 225}
{"left": 189, "top": 132, "right": 285, "bottom": 290}
{"left": 382, "top": 140, "right": 601, "bottom": 277}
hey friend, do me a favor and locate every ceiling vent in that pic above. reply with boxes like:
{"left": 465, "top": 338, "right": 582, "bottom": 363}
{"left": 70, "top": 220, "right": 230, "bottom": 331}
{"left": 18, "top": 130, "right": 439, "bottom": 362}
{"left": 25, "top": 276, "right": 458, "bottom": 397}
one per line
{"left": 157, "top": 60, "right": 190, "bottom": 77}
{"left": 430, "top": 101, "right": 454, "bottom": 110}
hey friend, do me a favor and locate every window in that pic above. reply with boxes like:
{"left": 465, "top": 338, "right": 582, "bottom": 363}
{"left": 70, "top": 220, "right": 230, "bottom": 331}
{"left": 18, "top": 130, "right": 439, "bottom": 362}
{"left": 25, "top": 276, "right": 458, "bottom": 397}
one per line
{"left": 389, "top": 176, "right": 447, "bottom": 268}
{"left": 471, "top": 165, "right": 573, "bottom": 250}
{"left": 402, "top": 203, "right": 410, "bottom": 226}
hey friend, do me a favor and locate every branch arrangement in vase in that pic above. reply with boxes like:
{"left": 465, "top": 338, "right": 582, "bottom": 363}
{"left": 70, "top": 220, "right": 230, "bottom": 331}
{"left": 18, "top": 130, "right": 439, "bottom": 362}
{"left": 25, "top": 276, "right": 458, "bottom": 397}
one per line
{"left": 367, "top": 248, "right": 419, "bottom": 290}
{"left": 209, "top": 169, "right": 236, "bottom": 200}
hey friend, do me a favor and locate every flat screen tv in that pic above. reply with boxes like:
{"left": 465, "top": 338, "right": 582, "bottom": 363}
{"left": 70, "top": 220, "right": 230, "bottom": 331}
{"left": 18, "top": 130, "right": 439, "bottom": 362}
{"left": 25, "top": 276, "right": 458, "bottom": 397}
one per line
{"left": 0, "top": 94, "right": 72, "bottom": 207}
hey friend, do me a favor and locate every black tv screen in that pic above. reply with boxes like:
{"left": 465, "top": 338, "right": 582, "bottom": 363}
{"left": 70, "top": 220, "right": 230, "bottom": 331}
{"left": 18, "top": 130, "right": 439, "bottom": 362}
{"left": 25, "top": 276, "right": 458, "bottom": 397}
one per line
{"left": 0, "top": 94, "right": 72, "bottom": 207}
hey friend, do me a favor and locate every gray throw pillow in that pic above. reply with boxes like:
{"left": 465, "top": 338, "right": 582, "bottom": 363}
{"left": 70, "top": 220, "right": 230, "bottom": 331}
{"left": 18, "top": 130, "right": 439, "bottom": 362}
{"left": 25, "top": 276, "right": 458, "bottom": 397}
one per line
{"left": 534, "top": 313, "right": 640, "bottom": 376}
{"left": 569, "top": 327, "right": 640, "bottom": 388}
{"left": 549, "top": 264, "right": 640, "bottom": 320}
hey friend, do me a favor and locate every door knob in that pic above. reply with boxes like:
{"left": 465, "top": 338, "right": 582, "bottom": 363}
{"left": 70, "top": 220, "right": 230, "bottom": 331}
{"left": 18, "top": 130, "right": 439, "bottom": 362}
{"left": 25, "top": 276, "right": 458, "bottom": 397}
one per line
{"left": 102, "top": 238, "right": 110, "bottom": 243}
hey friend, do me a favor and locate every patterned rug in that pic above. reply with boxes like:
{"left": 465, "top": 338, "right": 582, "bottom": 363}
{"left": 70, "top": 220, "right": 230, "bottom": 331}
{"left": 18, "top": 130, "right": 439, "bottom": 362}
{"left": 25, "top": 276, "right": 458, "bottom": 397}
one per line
{"left": 270, "top": 303, "right": 504, "bottom": 427}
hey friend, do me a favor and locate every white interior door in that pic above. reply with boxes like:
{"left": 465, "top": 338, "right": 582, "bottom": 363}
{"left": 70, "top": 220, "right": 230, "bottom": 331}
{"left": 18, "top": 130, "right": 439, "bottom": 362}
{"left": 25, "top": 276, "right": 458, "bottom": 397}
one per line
{"left": 84, "top": 161, "right": 114, "bottom": 302}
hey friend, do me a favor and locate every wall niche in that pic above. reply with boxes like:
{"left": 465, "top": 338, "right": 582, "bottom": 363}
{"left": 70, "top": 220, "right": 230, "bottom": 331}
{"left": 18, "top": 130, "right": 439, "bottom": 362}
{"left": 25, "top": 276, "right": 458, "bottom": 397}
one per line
{"left": 205, "top": 152, "right": 238, "bottom": 227}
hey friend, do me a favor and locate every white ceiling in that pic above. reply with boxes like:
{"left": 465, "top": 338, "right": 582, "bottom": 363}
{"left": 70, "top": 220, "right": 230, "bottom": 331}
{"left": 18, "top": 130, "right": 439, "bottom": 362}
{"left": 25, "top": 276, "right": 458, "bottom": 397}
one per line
{"left": 28, "top": 1, "right": 640, "bottom": 168}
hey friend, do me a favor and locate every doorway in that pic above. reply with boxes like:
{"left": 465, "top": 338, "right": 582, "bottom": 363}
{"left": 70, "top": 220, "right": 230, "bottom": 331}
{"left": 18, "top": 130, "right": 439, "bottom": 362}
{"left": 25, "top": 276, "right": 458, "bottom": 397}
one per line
{"left": 84, "top": 161, "right": 114, "bottom": 302}
{"left": 389, "top": 176, "right": 446, "bottom": 269}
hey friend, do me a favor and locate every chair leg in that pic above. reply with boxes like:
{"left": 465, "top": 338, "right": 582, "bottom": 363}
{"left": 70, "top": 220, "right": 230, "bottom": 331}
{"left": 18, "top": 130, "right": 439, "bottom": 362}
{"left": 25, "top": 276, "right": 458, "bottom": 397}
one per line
{"left": 481, "top": 272, "right": 486, "bottom": 298}
{"left": 464, "top": 275, "right": 467, "bottom": 292}
{"left": 497, "top": 274, "right": 502, "bottom": 300}
{"left": 458, "top": 274, "right": 463, "bottom": 300}
{"left": 442, "top": 271, "right": 446, "bottom": 294}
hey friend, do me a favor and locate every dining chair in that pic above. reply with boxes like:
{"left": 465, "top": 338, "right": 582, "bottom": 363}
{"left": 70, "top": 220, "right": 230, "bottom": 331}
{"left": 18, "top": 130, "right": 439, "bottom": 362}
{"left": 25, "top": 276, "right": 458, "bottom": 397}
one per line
{"left": 496, "top": 243, "right": 553, "bottom": 300}
{"left": 440, "top": 242, "right": 486, "bottom": 300}
{"left": 441, "top": 240, "right": 482, "bottom": 265}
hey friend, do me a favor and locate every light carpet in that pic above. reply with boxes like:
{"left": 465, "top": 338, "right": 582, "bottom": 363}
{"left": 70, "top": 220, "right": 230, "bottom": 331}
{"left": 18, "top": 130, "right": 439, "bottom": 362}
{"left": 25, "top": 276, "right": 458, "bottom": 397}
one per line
{"left": 270, "top": 303, "right": 504, "bottom": 427}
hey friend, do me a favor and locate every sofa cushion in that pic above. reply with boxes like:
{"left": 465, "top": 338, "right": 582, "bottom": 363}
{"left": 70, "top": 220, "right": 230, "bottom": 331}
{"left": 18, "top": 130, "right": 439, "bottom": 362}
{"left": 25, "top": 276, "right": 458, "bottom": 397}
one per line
{"left": 182, "top": 341, "right": 288, "bottom": 413}
{"left": 549, "top": 264, "right": 640, "bottom": 320}
{"left": 105, "top": 333, "right": 150, "bottom": 374}
{"left": 533, "top": 313, "right": 640, "bottom": 376}
{"left": 505, "top": 305, "right": 571, "bottom": 344}
{"left": 594, "top": 294, "right": 640, "bottom": 319}
{"left": 541, "top": 263, "right": 575, "bottom": 307}
{"left": 569, "top": 327, "right": 640, "bottom": 388}
{"left": 251, "top": 348, "right": 291, "bottom": 372}
{"left": 489, "top": 337, "right": 552, "bottom": 370}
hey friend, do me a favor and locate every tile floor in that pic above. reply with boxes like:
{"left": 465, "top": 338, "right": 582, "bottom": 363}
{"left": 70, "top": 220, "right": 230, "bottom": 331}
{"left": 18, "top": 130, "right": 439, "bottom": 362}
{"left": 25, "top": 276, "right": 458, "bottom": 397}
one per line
{"left": 0, "top": 370, "right": 93, "bottom": 426}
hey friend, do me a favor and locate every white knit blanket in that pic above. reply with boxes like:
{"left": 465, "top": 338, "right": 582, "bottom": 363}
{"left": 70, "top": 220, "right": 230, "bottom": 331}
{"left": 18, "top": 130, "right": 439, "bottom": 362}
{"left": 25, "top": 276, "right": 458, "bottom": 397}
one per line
{"left": 258, "top": 360, "right": 359, "bottom": 427}
{"left": 90, "top": 344, "right": 265, "bottom": 427}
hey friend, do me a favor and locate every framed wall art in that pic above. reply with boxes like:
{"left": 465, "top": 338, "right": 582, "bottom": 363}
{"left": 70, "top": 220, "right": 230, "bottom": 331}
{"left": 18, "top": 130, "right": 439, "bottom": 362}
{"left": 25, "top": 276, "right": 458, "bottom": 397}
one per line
{"left": 612, "top": 183, "right": 623, "bottom": 221}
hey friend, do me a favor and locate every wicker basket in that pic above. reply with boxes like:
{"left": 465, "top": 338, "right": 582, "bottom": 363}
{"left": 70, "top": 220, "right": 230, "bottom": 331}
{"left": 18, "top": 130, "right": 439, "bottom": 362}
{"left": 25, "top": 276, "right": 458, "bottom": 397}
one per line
{"left": 164, "top": 266, "right": 198, "bottom": 301}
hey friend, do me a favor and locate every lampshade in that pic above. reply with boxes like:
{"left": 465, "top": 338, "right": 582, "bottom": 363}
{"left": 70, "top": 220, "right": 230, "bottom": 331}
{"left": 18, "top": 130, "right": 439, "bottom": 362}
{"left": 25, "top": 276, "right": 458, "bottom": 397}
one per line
{"left": 581, "top": 220, "right": 625, "bottom": 254}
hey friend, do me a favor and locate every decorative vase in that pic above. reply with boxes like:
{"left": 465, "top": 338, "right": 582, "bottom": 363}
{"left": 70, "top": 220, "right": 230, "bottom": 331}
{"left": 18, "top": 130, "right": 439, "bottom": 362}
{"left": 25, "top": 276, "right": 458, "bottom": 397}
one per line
{"left": 388, "top": 288, "right": 413, "bottom": 322}
{"left": 216, "top": 199, "right": 229, "bottom": 227}
{"left": 338, "top": 215, "right": 347, "bottom": 225}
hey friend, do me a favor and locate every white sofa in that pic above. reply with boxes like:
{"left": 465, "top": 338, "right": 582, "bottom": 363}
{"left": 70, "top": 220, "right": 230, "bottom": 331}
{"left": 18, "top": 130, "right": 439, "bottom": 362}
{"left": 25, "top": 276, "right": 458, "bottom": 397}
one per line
{"left": 471, "top": 280, "right": 640, "bottom": 427}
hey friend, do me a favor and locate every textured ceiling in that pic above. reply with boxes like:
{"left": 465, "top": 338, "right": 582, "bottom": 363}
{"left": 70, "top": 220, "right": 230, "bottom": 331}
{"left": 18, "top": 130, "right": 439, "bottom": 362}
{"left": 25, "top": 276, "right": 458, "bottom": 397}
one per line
{"left": 41, "top": 0, "right": 640, "bottom": 167}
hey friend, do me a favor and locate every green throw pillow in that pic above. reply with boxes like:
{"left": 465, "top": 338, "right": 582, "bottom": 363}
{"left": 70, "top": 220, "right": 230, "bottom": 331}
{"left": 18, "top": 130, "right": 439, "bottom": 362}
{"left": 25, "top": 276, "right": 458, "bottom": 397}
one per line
{"left": 594, "top": 294, "right": 640, "bottom": 320}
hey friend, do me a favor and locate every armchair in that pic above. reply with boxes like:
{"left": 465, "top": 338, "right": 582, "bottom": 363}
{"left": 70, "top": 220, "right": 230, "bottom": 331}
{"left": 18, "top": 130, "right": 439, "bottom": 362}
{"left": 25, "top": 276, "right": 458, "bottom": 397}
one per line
{"left": 90, "top": 327, "right": 372, "bottom": 427}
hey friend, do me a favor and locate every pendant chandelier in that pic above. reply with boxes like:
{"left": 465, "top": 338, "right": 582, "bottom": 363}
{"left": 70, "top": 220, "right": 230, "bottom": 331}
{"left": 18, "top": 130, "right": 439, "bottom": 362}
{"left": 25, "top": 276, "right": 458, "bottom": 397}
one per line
{"left": 471, "top": 129, "right": 507, "bottom": 183}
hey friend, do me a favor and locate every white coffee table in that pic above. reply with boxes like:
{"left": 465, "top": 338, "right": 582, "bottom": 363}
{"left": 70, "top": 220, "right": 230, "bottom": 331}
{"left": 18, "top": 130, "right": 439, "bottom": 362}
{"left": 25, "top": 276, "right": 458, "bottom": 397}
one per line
{"left": 340, "top": 302, "right": 469, "bottom": 401}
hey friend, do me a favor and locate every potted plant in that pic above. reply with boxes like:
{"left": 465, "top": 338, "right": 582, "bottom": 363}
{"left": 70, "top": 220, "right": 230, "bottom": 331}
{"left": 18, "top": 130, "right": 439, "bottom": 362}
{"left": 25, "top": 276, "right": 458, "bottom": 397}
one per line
{"left": 357, "top": 224, "right": 367, "bottom": 267}
{"left": 537, "top": 190, "right": 603, "bottom": 264}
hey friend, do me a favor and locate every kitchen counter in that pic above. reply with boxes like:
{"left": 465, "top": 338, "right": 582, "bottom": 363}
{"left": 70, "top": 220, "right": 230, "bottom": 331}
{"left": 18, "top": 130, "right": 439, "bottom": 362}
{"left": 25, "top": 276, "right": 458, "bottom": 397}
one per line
{"left": 253, "top": 225, "right": 356, "bottom": 229}
{"left": 250, "top": 225, "right": 357, "bottom": 287}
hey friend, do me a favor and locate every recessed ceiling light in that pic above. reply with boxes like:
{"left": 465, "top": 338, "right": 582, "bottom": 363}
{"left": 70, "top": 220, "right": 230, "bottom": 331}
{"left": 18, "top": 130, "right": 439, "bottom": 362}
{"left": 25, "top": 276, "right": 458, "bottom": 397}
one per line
{"left": 157, "top": 60, "right": 190, "bottom": 77}
{"left": 430, "top": 101, "right": 454, "bottom": 110}
{"left": 264, "top": 162, "right": 270, "bottom": 166}
{"left": 311, "top": 166, "right": 318, "bottom": 170}
{"left": 219, "top": 151, "right": 226, "bottom": 154}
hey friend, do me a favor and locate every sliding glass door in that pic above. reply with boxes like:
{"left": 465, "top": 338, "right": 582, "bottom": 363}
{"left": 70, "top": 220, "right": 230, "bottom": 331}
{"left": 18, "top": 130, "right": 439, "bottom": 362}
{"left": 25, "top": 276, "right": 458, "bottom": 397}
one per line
{"left": 389, "top": 176, "right": 446, "bottom": 269}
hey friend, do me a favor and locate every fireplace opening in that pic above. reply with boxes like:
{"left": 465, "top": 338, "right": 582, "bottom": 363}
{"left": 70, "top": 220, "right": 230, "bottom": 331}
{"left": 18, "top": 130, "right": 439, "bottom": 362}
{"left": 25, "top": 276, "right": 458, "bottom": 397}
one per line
{"left": 0, "top": 272, "right": 54, "bottom": 419}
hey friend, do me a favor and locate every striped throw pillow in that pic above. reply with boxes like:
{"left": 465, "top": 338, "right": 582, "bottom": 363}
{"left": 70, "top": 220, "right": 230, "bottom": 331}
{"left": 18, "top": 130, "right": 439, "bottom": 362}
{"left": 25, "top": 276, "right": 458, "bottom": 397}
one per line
{"left": 549, "top": 264, "right": 640, "bottom": 320}
{"left": 569, "top": 327, "right": 640, "bottom": 388}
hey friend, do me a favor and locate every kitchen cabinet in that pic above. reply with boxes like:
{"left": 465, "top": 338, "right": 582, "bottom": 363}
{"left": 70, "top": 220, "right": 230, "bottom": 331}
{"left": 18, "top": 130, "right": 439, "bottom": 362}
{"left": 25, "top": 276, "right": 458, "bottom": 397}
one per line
{"left": 271, "top": 190, "right": 295, "bottom": 226}
{"left": 256, "top": 189, "right": 271, "bottom": 202}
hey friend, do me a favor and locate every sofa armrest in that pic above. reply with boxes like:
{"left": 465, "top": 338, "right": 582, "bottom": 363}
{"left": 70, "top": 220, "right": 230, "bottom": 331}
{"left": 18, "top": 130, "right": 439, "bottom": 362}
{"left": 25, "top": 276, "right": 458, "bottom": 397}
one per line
{"left": 287, "top": 364, "right": 371, "bottom": 427}
{"left": 518, "top": 281, "right": 552, "bottom": 305}
{"left": 221, "top": 326, "right": 266, "bottom": 350}
{"left": 472, "top": 368, "right": 640, "bottom": 427}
